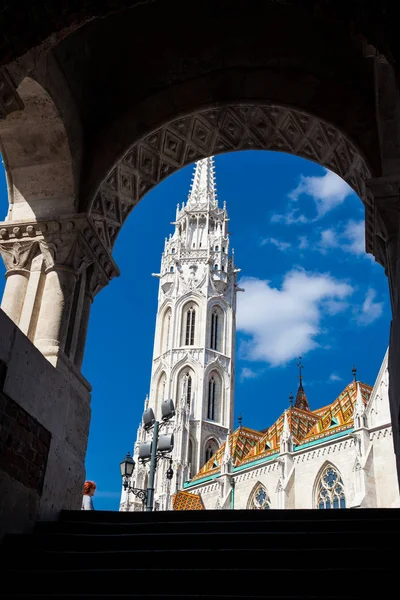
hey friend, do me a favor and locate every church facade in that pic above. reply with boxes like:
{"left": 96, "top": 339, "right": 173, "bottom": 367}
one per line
{"left": 120, "top": 158, "right": 400, "bottom": 512}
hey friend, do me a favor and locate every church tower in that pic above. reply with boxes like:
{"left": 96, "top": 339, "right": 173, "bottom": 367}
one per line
{"left": 120, "top": 156, "right": 240, "bottom": 511}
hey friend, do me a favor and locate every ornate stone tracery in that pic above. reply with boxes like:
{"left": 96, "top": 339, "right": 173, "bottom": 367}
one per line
{"left": 93, "top": 104, "right": 374, "bottom": 256}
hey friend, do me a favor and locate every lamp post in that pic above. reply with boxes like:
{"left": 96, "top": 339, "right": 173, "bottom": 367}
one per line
{"left": 120, "top": 452, "right": 148, "bottom": 505}
{"left": 121, "top": 399, "right": 175, "bottom": 512}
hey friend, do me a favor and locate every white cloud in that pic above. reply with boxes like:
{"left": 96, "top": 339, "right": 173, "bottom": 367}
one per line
{"left": 329, "top": 373, "right": 342, "bottom": 382}
{"left": 355, "top": 289, "right": 383, "bottom": 326}
{"left": 239, "top": 367, "right": 260, "bottom": 382}
{"left": 271, "top": 209, "right": 308, "bottom": 225}
{"left": 271, "top": 169, "right": 355, "bottom": 224}
{"left": 316, "top": 220, "right": 371, "bottom": 259}
{"left": 342, "top": 220, "right": 365, "bottom": 255}
{"left": 298, "top": 236, "right": 309, "bottom": 249}
{"left": 260, "top": 237, "right": 291, "bottom": 251}
{"left": 237, "top": 269, "right": 354, "bottom": 367}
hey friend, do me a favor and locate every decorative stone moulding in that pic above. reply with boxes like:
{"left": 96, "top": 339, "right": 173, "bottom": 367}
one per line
{"left": 0, "top": 215, "right": 120, "bottom": 284}
{"left": 93, "top": 104, "right": 375, "bottom": 259}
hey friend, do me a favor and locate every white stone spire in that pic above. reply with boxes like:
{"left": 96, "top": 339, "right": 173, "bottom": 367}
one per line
{"left": 354, "top": 381, "right": 367, "bottom": 429}
{"left": 280, "top": 410, "right": 293, "bottom": 453}
{"left": 121, "top": 155, "right": 238, "bottom": 513}
{"left": 187, "top": 156, "right": 217, "bottom": 209}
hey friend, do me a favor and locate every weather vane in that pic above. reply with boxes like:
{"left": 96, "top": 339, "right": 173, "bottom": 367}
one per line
{"left": 352, "top": 365, "right": 357, "bottom": 382}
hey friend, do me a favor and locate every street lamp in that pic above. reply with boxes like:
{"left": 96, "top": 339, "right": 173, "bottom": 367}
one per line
{"left": 121, "top": 399, "right": 175, "bottom": 512}
{"left": 120, "top": 452, "right": 147, "bottom": 505}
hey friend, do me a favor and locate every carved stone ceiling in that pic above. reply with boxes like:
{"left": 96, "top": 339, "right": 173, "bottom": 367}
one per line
{"left": 90, "top": 104, "right": 374, "bottom": 255}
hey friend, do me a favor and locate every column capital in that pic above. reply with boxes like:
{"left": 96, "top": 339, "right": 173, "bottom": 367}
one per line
{"left": 0, "top": 239, "right": 38, "bottom": 274}
{"left": 0, "top": 214, "right": 120, "bottom": 297}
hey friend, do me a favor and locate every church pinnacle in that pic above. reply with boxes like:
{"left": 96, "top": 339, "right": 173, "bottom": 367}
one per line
{"left": 187, "top": 156, "right": 218, "bottom": 209}
{"left": 294, "top": 356, "right": 310, "bottom": 412}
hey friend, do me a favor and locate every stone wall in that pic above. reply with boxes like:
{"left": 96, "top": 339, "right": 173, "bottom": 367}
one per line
{"left": 0, "top": 308, "right": 91, "bottom": 539}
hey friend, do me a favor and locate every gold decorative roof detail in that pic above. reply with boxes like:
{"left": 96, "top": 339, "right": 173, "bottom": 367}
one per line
{"left": 172, "top": 490, "right": 205, "bottom": 510}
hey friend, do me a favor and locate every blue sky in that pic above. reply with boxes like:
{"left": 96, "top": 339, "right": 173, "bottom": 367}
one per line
{"left": 0, "top": 151, "right": 391, "bottom": 510}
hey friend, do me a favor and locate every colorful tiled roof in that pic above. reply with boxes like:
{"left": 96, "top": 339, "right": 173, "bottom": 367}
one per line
{"left": 187, "top": 379, "right": 373, "bottom": 482}
{"left": 301, "top": 381, "right": 371, "bottom": 446}
{"left": 191, "top": 426, "right": 263, "bottom": 481}
{"left": 172, "top": 490, "right": 205, "bottom": 510}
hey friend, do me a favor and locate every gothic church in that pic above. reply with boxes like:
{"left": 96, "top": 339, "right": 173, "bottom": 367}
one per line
{"left": 120, "top": 158, "right": 400, "bottom": 512}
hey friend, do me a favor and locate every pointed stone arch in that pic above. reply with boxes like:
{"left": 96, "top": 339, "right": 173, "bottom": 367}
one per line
{"left": 204, "top": 437, "right": 220, "bottom": 466}
{"left": 88, "top": 104, "right": 375, "bottom": 262}
{"left": 170, "top": 353, "right": 198, "bottom": 379}
{"left": 208, "top": 304, "right": 224, "bottom": 353}
{"left": 180, "top": 301, "right": 198, "bottom": 347}
{"left": 314, "top": 461, "right": 346, "bottom": 509}
{"left": 247, "top": 481, "right": 272, "bottom": 510}
{"left": 175, "top": 365, "right": 196, "bottom": 409}
{"left": 205, "top": 369, "right": 223, "bottom": 423}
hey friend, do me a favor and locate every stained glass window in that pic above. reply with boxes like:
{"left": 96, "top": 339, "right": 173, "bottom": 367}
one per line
{"left": 316, "top": 465, "right": 346, "bottom": 509}
{"left": 250, "top": 484, "right": 271, "bottom": 510}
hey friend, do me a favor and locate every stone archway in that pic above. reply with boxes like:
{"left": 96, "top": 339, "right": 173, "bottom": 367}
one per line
{"left": 1, "top": 1, "right": 400, "bottom": 535}
{"left": 91, "top": 105, "right": 375, "bottom": 258}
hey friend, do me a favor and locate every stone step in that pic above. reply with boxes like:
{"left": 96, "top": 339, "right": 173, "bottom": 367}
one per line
{"left": 34, "top": 515, "right": 400, "bottom": 535}
{"left": 58, "top": 508, "right": 400, "bottom": 523}
{"left": 6, "top": 595, "right": 362, "bottom": 600}
{"left": 2, "top": 567, "right": 387, "bottom": 596}
{"left": 3, "top": 529, "right": 395, "bottom": 552}
{"left": 2, "top": 546, "right": 389, "bottom": 571}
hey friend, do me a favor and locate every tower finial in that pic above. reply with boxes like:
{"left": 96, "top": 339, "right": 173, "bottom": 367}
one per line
{"left": 237, "top": 413, "right": 243, "bottom": 428}
{"left": 352, "top": 365, "right": 357, "bottom": 382}
{"left": 187, "top": 156, "right": 218, "bottom": 209}
{"left": 297, "top": 356, "right": 304, "bottom": 388}
{"left": 289, "top": 393, "right": 294, "bottom": 408}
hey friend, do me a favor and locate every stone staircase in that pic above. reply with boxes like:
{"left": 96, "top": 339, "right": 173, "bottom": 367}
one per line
{"left": 1, "top": 507, "right": 398, "bottom": 599}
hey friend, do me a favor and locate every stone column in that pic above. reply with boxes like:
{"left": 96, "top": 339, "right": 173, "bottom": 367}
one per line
{"left": 73, "top": 265, "right": 106, "bottom": 371}
{"left": 0, "top": 240, "right": 37, "bottom": 325}
{"left": 34, "top": 267, "right": 78, "bottom": 357}
{"left": 1, "top": 270, "right": 29, "bottom": 324}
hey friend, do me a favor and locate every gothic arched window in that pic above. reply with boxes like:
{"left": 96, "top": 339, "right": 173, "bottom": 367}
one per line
{"left": 249, "top": 483, "right": 271, "bottom": 510}
{"left": 207, "top": 377, "right": 216, "bottom": 420}
{"left": 207, "top": 372, "right": 221, "bottom": 421}
{"left": 188, "top": 440, "right": 194, "bottom": 479}
{"left": 210, "top": 307, "right": 223, "bottom": 352}
{"left": 177, "top": 368, "right": 194, "bottom": 409}
{"left": 183, "top": 305, "right": 196, "bottom": 346}
{"left": 210, "top": 310, "right": 219, "bottom": 350}
{"left": 205, "top": 439, "right": 219, "bottom": 464}
{"left": 316, "top": 464, "right": 346, "bottom": 509}
{"left": 186, "top": 373, "right": 192, "bottom": 406}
